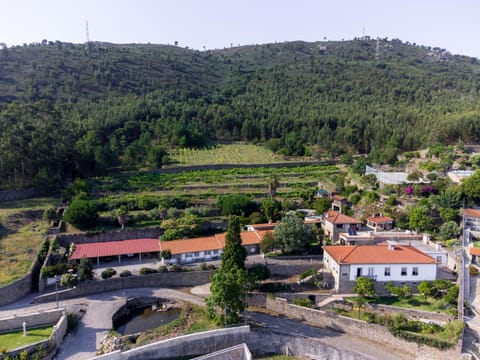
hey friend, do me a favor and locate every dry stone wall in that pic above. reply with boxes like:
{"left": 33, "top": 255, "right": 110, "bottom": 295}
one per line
{"left": 56, "top": 228, "right": 163, "bottom": 247}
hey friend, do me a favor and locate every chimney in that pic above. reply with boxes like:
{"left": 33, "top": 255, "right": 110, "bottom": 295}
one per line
{"left": 422, "top": 234, "right": 429, "bottom": 244}
{"left": 436, "top": 243, "right": 441, "bottom": 251}
{"left": 387, "top": 241, "right": 395, "bottom": 251}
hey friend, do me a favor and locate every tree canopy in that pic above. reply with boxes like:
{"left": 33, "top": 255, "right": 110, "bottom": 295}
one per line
{"left": 274, "top": 211, "right": 311, "bottom": 254}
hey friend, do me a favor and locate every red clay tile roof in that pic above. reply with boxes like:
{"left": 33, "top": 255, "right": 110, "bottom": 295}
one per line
{"left": 69, "top": 230, "right": 265, "bottom": 260}
{"left": 160, "top": 235, "right": 224, "bottom": 255}
{"left": 367, "top": 216, "right": 394, "bottom": 224}
{"left": 323, "top": 245, "right": 436, "bottom": 264}
{"left": 465, "top": 208, "right": 480, "bottom": 218}
{"left": 470, "top": 248, "right": 480, "bottom": 256}
{"left": 70, "top": 239, "right": 161, "bottom": 260}
{"left": 332, "top": 195, "right": 346, "bottom": 201}
{"left": 250, "top": 223, "right": 277, "bottom": 230}
{"left": 324, "top": 211, "right": 361, "bottom": 225}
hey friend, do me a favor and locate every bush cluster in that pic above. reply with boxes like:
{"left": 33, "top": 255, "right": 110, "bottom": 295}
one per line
{"left": 101, "top": 268, "right": 117, "bottom": 279}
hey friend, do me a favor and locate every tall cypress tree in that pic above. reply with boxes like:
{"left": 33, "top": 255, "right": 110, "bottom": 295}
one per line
{"left": 221, "top": 216, "right": 247, "bottom": 270}
{"left": 207, "top": 215, "right": 247, "bottom": 324}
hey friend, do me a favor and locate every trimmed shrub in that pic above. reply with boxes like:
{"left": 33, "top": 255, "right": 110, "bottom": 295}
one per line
{"left": 293, "top": 297, "right": 312, "bottom": 308}
{"left": 119, "top": 270, "right": 132, "bottom": 277}
{"left": 158, "top": 265, "right": 168, "bottom": 273}
{"left": 248, "top": 264, "right": 271, "bottom": 281}
{"left": 101, "top": 268, "right": 117, "bottom": 279}
{"left": 140, "top": 267, "right": 157, "bottom": 275}
{"left": 168, "top": 264, "right": 183, "bottom": 272}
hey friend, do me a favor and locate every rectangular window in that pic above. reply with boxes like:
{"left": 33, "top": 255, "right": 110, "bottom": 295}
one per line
{"left": 205, "top": 250, "right": 211, "bottom": 255}
{"left": 213, "top": 250, "right": 219, "bottom": 255}
{"left": 384, "top": 267, "right": 391, "bottom": 276}
{"left": 194, "top": 252, "right": 200, "bottom": 257}
{"left": 401, "top": 267, "right": 407, "bottom": 276}
{"left": 412, "top": 267, "right": 418, "bottom": 276}
{"left": 436, "top": 256, "right": 442, "bottom": 263}
{"left": 368, "top": 267, "right": 374, "bottom": 276}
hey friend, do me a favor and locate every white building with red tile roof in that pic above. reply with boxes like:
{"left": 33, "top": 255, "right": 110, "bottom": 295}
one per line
{"left": 366, "top": 215, "right": 394, "bottom": 231}
{"left": 321, "top": 211, "right": 362, "bottom": 243}
{"left": 465, "top": 208, "right": 480, "bottom": 230}
{"left": 69, "top": 230, "right": 264, "bottom": 265}
{"left": 323, "top": 244, "right": 438, "bottom": 292}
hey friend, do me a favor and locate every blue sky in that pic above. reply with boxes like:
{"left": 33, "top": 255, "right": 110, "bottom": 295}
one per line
{"left": 1, "top": 0, "right": 479, "bottom": 57}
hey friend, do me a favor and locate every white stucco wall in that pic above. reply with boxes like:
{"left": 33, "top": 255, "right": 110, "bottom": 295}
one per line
{"left": 347, "top": 263, "right": 437, "bottom": 282}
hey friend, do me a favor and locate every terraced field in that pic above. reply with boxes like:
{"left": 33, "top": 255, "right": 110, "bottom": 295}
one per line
{"left": 94, "top": 164, "right": 341, "bottom": 197}
{"left": 169, "top": 144, "right": 299, "bottom": 165}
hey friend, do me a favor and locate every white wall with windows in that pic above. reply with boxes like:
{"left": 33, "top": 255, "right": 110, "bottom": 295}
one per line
{"left": 347, "top": 263, "right": 436, "bottom": 282}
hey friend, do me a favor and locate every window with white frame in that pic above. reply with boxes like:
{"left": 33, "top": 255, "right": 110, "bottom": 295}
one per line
{"left": 384, "top": 267, "right": 391, "bottom": 276}
{"left": 205, "top": 250, "right": 211, "bottom": 255}
{"left": 213, "top": 250, "right": 219, "bottom": 254}
{"left": 194, "top": 252, "right": 200, "bottom": 257}
{"left": 401, "top": 267, "right": 407, "bottom": 276}
{"left": 412, "top": 267, "right": 418, "bottom": 276}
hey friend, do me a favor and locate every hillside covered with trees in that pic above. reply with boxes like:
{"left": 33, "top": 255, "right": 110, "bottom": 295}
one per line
{"left": 1, "top": 38, "right": 480, "bottom": 189}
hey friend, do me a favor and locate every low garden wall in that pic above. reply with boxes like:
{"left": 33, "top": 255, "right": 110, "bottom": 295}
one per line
{"left": 33, "top": 270, "right": 213, "bottom": 303}
{"left": 0, "top": 309, "right": 67, "bottom": 360}
{"left": 266, "top": 297, "right": 461, "bottom": 360}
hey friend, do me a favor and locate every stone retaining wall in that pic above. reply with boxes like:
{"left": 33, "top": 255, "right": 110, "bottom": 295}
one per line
{"left": 0, "top": 274, "right": 33, "bottom": 307}
{"left": 266, "top": 297, "right": 461, "bottom": 360}
{"left": 0, "top": 187, "right": 44, "bottom": 202}
{"left": 56, "top": 228, "right": 163, "bottom": 247}
{"left": 33, "top": 271, "right": 213, "bottom": 303}
{"left": 0, "top": 249, "right": 44, "bottom": 306}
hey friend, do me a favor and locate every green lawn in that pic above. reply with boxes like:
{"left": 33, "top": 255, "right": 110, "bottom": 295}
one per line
{"left": 0, "top": 325, "right": 53, "bottom": 351}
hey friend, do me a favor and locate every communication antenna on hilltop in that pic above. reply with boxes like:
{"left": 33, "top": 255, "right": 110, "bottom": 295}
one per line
{"left": 85, "top": 20, "right": 90, "bottom": 43}
{"left": 375, "top": 37, "right": 381, "bottom": 61}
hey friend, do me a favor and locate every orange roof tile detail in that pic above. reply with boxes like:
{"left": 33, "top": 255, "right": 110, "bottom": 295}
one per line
{"left": 366, "top": 216, "right": 394, "bottom": 224}
{"left": 465, "top": 208, "right": 480, "bottom": 218}
{"left": 160, "top": 235, "right": 224, "bottom": 255}
{"left": 324, "top": 211, "right": 361, "bottom": 225}
{"left": 323, "top": 245, "right": 436, "bottom": 264}
{"left": 470, "top": 248, "right": 480, "bottom": 256}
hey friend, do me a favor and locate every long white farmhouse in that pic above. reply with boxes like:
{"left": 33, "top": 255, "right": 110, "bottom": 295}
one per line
{"left": 323, "top": 244, "right": 438, "bottom": 293}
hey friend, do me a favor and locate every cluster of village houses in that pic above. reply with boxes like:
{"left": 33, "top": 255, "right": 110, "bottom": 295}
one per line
{"left": 69, "top": 192, "right": 480, "bottom": 293}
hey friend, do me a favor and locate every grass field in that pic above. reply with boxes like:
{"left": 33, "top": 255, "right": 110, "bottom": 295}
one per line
{"left": 0, "top": 325, "right": 53, "bottom": 351}
{"left": 0, "top": 197, "right": 57, "bottom": 286}
{"left": 169, "top": 144, "right": 285, "bottom": 166}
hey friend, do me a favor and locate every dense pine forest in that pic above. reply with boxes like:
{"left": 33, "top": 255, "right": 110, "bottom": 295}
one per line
{"left": 1, "top": 38, "right": 480, "bottom": 189}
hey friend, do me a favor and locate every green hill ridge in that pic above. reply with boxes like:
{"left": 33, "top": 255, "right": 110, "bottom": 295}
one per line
{"left": 1, "top": 38, "right": 480, "bottom": 189}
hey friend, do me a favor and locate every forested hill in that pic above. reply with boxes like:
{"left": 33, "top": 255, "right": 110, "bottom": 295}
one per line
{"left": 1, "top": 38, "right": 480, "bottom": 189}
